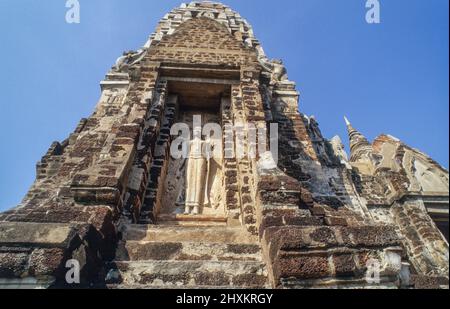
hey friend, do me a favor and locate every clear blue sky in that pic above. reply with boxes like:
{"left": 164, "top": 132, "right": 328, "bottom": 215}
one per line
{"left": 0, "top": 0, "right": 448, "bottom": 211}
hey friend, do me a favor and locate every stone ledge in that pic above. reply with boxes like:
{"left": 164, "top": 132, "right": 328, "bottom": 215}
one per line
{"left": 0, "top": 220, "right": 113, "bottom": 285}
{"left": 410, "top": 275, "right": 449, "bottom": 289}
{"left": 71, "top": 186, "right": 121, "bottom": 207}
{"left": 264, "top": 225, "right": 401, "bottom": 255}
{"left": 271, "top": 246, "right": 404, "bottom": 287}
{"left": 0, "top": 222, "right": 79, "bottom": 248}
{"left": 261, "top": 224, "right": 403, "bottom": 287}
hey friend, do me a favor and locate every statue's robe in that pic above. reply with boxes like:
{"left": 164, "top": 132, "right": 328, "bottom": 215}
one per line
{"left": 185, "top": 138, "right": 208, "bottom": 210}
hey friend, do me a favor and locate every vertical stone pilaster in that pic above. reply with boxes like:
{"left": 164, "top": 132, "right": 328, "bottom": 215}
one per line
{"left": 221, "top": 96, "right": 240, "bottom": 219}
{"left": 123, "top": 63, "right": 165, "bottom": 222}
{"left": 233, "top": 67, "right": 266, "bottom": 234}
{"left": 137, "top": 82, "right": 179, "bottom": 224}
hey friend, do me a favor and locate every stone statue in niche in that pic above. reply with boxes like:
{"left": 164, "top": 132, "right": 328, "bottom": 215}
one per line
{"left": 184, "top": 128, "right": 213, "bottom": 215}
{"left": 162, "top": 112, "right": 224, "bottom": 217}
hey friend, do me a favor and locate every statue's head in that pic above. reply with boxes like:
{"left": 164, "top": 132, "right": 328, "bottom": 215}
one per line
{"left": 192, "top": 126, "right": 202, "bottom": 139}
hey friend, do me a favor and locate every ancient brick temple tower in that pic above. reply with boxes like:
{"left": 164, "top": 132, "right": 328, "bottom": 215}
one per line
{"left": 0, "top": 2, "right": 448, "bottom": 289}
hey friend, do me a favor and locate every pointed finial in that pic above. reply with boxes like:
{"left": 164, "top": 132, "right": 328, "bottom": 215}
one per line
{"left": 344, "top": 116, "right": 372, "bottom": 162}
{"left": 344, "top": 116, "right": 351, "bottom": 127}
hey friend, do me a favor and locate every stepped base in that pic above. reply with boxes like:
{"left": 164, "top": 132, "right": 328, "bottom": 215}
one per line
{"left": 117, "top": 241, "right": 262, "bottom": 262}
{"left": 111, "top": 223, "right": 270, "bottom": 289}
{"left": 107, "top": 284, "right": 256, "bottom": 290}
{"left": 113, "top": 260, "right": 269, "bottom": 288}
{"left": 0, "top": 277, "right": 54, "bottom": 289}
{"left": 122, "top": 224, "right": 258, "bottom": 244}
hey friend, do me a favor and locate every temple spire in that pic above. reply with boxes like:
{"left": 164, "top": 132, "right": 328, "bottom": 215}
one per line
{"left": 344, "top": 116, "right": 351, "bottom": 127}
{"left": 344, "top": 116, "right": 372, "bottom": 162}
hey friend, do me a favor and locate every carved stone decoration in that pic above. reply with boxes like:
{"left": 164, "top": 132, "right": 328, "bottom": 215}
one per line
{"left": 161, "top": 111, "right": 224, "bottom": 218}
{"left": 113, "top": 48, "right": 147, "bottom": 72}
{"left": 330, "top": 135, "right": 350, "bottom": 164}
{"left": 258, "top": 57, "right": 289, "bottom": 84}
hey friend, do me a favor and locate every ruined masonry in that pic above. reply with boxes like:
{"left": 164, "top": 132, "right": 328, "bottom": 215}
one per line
{"left": 0, "top": 2, "right": 448, "bottom": 289}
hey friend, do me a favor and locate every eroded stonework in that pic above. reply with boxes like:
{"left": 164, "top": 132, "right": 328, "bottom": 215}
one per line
{"left": 0, "top": 1, "right": 448, "bottom": 289}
